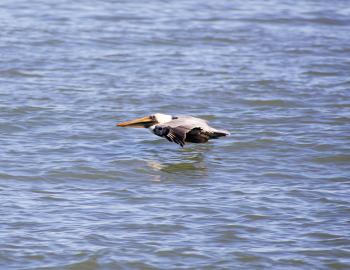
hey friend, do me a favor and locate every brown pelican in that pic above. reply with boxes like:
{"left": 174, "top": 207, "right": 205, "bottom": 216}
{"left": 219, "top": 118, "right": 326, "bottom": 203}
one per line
{"left": 117, "top": 113, "right": 229, "bottom": 147}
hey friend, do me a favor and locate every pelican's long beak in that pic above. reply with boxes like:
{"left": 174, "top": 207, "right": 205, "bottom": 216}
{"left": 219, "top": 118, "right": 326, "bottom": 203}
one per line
{"left": 117, "top": 115, "right": 155, "bottom": 128}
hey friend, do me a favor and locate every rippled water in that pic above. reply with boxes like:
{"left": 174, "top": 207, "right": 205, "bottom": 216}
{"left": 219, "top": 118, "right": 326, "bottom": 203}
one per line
{"left": 1, "top": 0, "right": 350, "bottom": 269}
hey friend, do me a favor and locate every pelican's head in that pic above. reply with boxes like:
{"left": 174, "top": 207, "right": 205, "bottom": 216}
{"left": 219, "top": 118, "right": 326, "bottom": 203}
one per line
{"left": 117, "top": 113, "right": 173, "bottom": 129}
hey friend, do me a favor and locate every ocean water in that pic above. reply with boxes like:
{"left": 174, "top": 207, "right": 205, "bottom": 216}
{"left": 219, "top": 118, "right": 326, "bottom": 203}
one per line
{"left": 1, "top": 0, "right": 350, "bottom": 269}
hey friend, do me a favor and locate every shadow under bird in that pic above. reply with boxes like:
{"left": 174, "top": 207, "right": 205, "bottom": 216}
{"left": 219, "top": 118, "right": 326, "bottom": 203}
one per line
{"left": 117, "top": 113, "right": 230, "bottom": 147}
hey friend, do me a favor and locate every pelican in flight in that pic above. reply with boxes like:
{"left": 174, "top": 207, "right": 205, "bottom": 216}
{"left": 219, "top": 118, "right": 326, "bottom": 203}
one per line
{"left": 117, "top": 113, "right": 229, "bottom": 147}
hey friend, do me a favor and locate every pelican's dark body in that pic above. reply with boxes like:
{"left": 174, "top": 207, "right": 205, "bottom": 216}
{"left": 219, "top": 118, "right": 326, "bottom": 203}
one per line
{"left": 151, "top": 115, "right": 229, "bottom": 147}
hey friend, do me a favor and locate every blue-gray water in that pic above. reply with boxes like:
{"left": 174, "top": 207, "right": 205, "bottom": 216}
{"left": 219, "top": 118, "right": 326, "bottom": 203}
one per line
{"left": 1, "top": 0, "right": 350, "bottom": 269}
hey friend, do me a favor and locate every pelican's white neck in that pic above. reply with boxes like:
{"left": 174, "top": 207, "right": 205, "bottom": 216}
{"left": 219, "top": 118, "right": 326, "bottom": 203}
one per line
{"left": 154, "top": 113, "right": 173, "bottom": 124}
{"left": 149, "top": 113, "right": 173, "bottom": 130}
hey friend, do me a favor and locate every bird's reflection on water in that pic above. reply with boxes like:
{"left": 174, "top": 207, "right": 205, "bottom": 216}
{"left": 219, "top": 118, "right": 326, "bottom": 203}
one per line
{"left": 146, "top": 146, "right": 210, "bottom": 182}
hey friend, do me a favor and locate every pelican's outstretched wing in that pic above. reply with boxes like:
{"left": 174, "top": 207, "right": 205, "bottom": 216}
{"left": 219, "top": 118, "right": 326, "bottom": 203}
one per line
{"left": 164, "top": 126, "right": 188, "bottom": 147}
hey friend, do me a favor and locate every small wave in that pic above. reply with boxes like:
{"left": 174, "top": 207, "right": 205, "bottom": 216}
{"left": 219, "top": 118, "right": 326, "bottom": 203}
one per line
{"left": 13, "top": 105, "right": 49, "bottom": 113}
{"left": 241, "top": 17, "right": 349, "bottom": 26}
{"left": 59, "top": 257, "right": 99, "bottom": 270}
{"left": 200, "top": 36, "right": 245, "bottom": 44}
{"left": 312, "top": 155, "right": 350, "bottom": 164}
{"left": 0, "top": 173, "right": 14, "bottom": 179}
{"left": 306, "top": 17, "right": 350, "bottom": 26}
{"left": 303, "top": 232, "right": 342, "bottom": 240}
{"left": 326, "top": 262, "right": 350, "bottom": 270}
{"left": 243, "top": 99, "right": 298, "bottom": 107}
{"left": 234, "top": 252, "right": 264, "bottom": 263}
{"left": 242, "top": 214, "right": 269, "bottom": 221}
{"left": 285, "top": 49, "right": 314, "bottom": 55}
{"left": 0, "top": 69, "right": 43, "bottom": 78}
{"left": 302, "top": 71, "right": 339, "bottom": 77}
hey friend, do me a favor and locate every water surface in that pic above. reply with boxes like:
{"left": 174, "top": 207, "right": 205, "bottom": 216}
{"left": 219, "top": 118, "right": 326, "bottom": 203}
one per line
{"left": 1, "top": 0, "right": 350, "bottom": 269}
